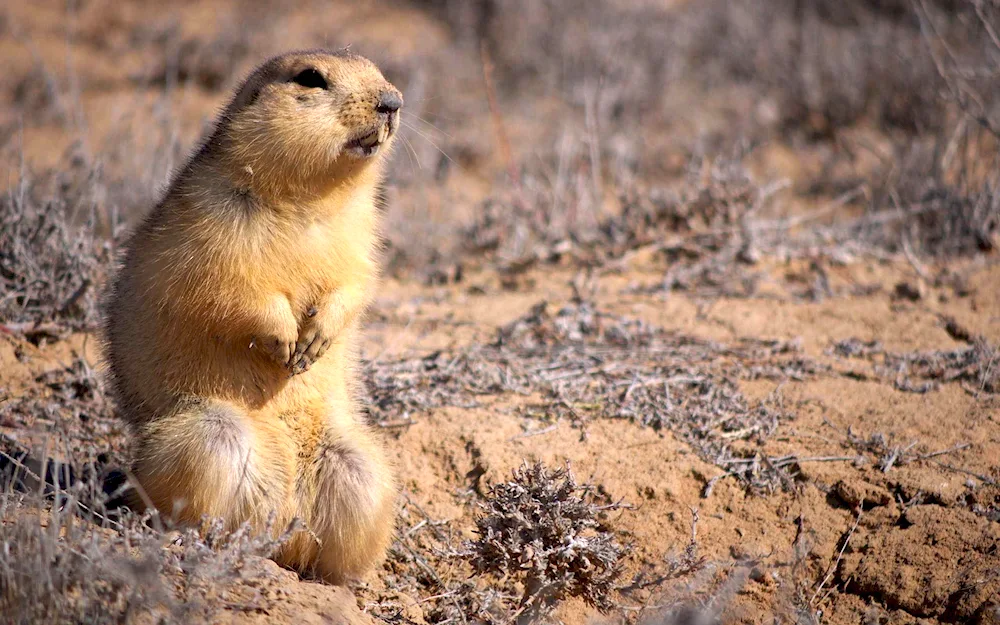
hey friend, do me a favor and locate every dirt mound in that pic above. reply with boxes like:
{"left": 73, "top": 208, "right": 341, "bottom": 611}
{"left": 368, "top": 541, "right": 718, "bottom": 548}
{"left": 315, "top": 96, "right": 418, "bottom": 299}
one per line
{"left": 840, "top": 505, "right": 1000, "bottom": 622}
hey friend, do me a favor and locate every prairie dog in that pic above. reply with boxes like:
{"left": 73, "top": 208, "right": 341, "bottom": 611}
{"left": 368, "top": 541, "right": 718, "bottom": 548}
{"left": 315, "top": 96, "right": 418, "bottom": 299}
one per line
{"left": 104, "top": 49, "right": 402, "bottom": 583}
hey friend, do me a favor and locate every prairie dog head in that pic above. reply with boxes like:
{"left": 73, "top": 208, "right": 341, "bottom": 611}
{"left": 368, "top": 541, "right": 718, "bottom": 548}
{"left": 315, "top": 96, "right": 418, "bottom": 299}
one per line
{"left": 214, "top": 49, "right": 403, "bottom": 198}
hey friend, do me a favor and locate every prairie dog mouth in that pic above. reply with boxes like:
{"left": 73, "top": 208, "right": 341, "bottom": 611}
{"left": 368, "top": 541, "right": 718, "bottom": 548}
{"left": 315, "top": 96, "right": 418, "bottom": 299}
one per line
{"left": 346, "top": 120, "right": 394, "bottom": 158}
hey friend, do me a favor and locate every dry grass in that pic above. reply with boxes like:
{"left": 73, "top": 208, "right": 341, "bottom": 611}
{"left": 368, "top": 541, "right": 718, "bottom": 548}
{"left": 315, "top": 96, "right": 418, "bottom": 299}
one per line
{"left": 0, "top": 361, "right": 298, "bottom": 624}
{"left": 678, "top": 0, "right": 983, "bottom": 137}
{"left": 831, "top": 332, "right": 1000, "bottom": 395}
{"left": 0, "top": 164, "right": 113, "bottom": 339}
{"left": 0, "top": 352, "right": 126, "bottom": 473}
{"left": 0, "top": 480, "right": 299, "bottom": 625}
{"left": 368, "top": 298, "right": 820, "bottom": 494}
{"left": 460, "top": 148, "right": 774, "bottom": 293}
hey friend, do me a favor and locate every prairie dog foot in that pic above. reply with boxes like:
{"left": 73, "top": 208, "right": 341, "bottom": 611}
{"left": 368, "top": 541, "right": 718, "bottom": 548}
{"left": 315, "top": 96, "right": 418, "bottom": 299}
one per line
{"left": 276, "top": 425, "right": 396, "bottom": 583}
{"left": 133, "top": 399, "right": 293, "bottom": 526}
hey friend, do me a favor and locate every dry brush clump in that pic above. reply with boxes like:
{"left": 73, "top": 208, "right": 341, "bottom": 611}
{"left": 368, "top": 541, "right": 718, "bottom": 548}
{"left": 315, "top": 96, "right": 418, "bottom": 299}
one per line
{"left": 830, "top": 334, "right": 1000, "bottom": 395}
{"left": 0, "top": 502, "right": 166, "bottom": 625}
{"left": 855, "top": 139, "right": 1000, "bottom": 259}
{"left": 370, "top": 463, "right": 631, "bottom": 625}
{"left": 678, "top": 0, "right": 967, "bottom": 137}
{"left": 470, "top": 462, "right": 626, "bottom": 622}
{"left": 457, "top": 147, "right": 784, "bottom": 298}
{"left": 467, "top": 149, "right": 762, "bottom": 260}
{"left": 0, "top": 165, "right": 115, "bottom": 338}
{"left": 374, "top": 499, "right": 509, "bottom": 625}
{"left": 0, "top": 482, "right": 299, "bottom": 625}
{"left": 0, "top": 355, "right": 125, "bottom": 464}
{"left": 367, "top": 299, "right": 821, "bottom": 493}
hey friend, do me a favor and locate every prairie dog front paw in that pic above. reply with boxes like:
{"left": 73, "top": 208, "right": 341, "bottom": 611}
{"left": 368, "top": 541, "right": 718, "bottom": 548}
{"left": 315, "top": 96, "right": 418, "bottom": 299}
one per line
{"left": 289, "top": 306, "right": 334, "bottom": 374}
{"left": 289, "top": 285, "right": 366, "bottom": 375}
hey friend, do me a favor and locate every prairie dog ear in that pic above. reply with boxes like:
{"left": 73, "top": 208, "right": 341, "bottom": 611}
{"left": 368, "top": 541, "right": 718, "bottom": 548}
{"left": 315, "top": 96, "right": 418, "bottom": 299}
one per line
{"left": 229, "top": 71, "right": 272, "bottom": 111}
{"left": 232, "top": 84, "right": 261, "bottom": 110}
{"left": 225, "top": 55, "right": 293, "bottom": 114}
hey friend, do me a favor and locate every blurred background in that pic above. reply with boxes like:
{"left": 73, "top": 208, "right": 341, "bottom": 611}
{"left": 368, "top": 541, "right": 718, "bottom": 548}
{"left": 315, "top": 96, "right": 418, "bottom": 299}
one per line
{"left": 2, "top": 0, "right": 998, "bottom": 327}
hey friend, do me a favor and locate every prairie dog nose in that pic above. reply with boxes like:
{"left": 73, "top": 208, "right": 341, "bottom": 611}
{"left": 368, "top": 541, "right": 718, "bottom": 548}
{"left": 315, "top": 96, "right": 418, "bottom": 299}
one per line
{"left": 376, "top": 90, "right": 403, "bottom": 114}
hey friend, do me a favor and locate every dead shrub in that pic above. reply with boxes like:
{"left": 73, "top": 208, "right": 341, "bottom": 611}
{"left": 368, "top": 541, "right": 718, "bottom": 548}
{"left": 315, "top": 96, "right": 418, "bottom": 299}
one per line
{"left": 680, "top": 0, "right": 965, "bottom": 137}
{"left": 470, "top": 462, "right": 626, "bottom": 622}
{"left": 831, "top": 335, "right": 1000, "bottom": 394}
{"left": 0, "top": 164, "right": 115, "bottom": 337}
{"left": 419, "top": 0, "right": 676, "bottom": 118}
{"left": 0, "top": 356, "right": 124, "bottom": 462}
{"left": 0, "top": 486, "right": 298, "bottom": 625}
{"left": 368, "top": 299, "right": 818, "bottom": 493}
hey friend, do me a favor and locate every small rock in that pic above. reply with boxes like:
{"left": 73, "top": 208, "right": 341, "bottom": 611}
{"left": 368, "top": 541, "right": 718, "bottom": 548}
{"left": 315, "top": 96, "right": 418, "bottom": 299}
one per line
{"left": 833, "top": 479, "right": 893, "bottom": 509}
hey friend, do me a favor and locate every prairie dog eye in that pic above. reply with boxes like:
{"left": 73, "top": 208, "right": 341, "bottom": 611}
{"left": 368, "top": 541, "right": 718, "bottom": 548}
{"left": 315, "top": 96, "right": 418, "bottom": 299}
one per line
{"left": 291, "top": 68, "right": 328, "bottom": 89}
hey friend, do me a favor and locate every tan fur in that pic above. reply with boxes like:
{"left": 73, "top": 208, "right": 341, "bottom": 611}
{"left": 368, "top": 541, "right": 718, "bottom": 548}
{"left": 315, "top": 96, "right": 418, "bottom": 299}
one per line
{"left": 104, "top": 50, "right": 402, "bottom": 584}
